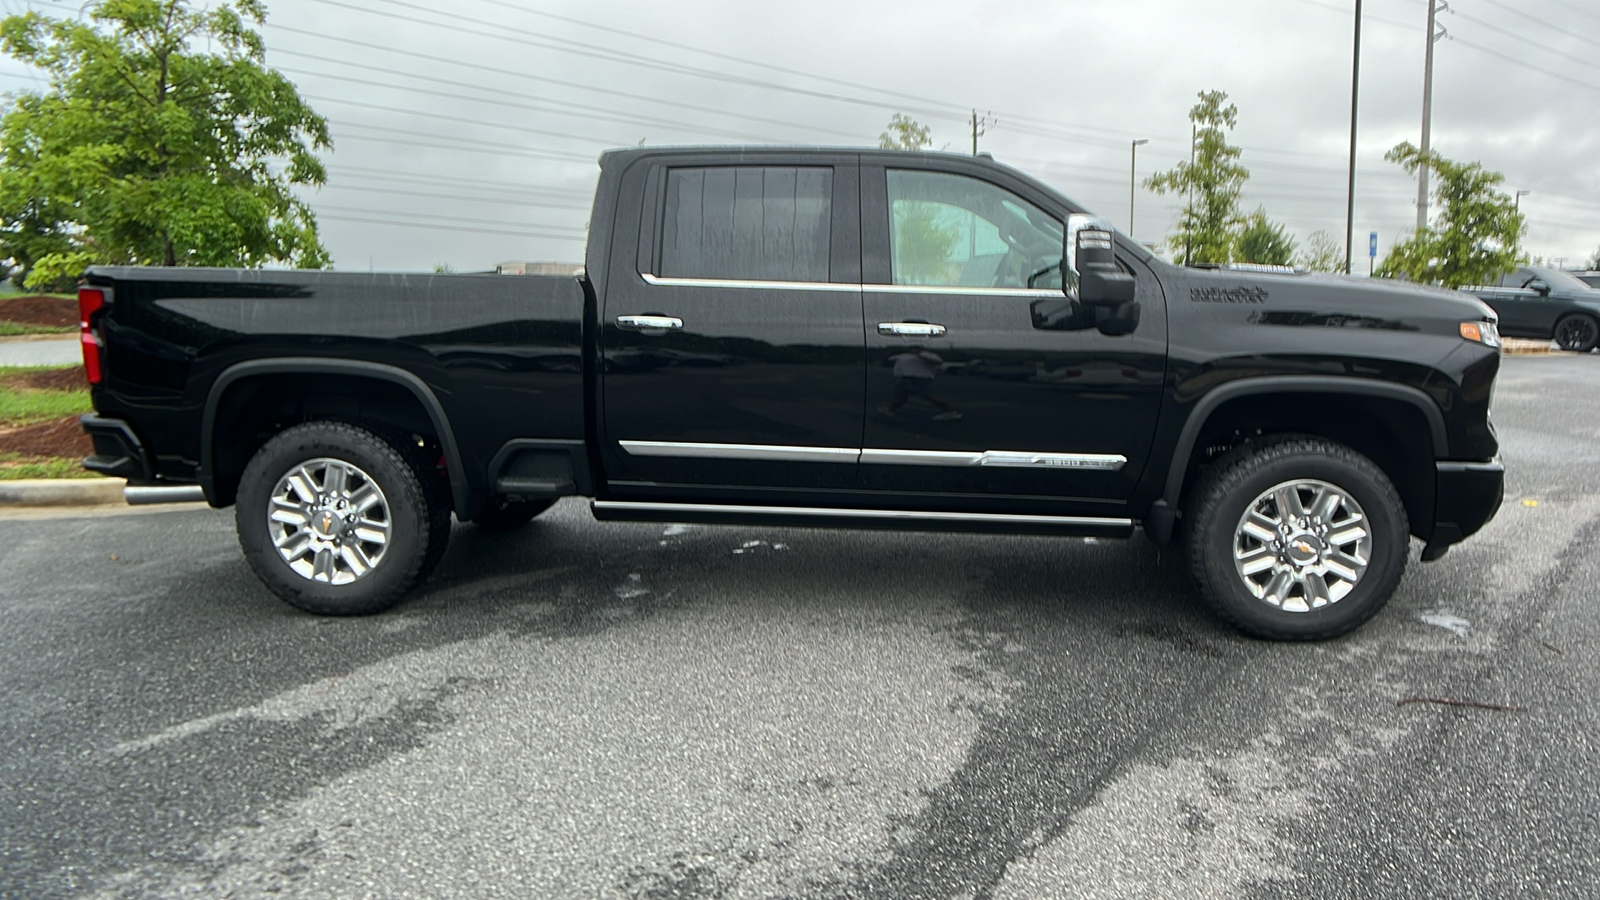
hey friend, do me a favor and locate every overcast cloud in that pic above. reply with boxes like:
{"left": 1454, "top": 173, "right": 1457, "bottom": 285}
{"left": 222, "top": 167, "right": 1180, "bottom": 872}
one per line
{"left": 3, "top": 0, "right": 1597, "bottom": 273}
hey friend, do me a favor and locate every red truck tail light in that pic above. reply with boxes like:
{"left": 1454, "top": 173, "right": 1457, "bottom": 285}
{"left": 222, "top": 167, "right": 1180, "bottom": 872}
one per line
{"left": 78, "top": 287, "right": 105, "bottom": 384}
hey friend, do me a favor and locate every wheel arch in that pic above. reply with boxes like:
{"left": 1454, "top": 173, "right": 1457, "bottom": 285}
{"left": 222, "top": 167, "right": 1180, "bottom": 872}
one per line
{"left": 200, "top": 358, "right": 470, "bottom": 514}
{"left": 1151, "top": 377, "right": 1447, "bottom": 543}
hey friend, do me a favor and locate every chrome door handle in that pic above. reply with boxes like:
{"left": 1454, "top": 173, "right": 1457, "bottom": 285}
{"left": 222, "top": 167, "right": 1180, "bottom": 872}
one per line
{"left": 616, "top": 314, "right": 684, "bottom": 332}
{"left": 877, "top": 321, "right": 947, "bottom": 338}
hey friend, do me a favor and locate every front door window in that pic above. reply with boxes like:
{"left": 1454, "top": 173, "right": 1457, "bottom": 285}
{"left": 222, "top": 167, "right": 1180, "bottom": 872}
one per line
{"left": 886, "top": 170, "right": 1065, "bottom": 290}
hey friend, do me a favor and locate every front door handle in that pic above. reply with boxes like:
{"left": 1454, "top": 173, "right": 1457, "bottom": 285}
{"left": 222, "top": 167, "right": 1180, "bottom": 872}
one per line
{"left": 877, "top": 321, "right": 947, "bottom": 338}
{"left": 616, "top": 314, "right": 684, "bottom": 333}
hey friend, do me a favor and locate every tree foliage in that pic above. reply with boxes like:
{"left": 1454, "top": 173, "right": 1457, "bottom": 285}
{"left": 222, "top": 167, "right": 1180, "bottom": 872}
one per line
{"left": 878, "top": 113, "right": 931, "bottom": 152}
{"left": 1375, "top": 142, "right": 1523, "bottom": 288}
{"left": 1587, "top": 246, "right": 1600, "bottom": 270}
{"left": 0, "top": 0, "right": 330, "bottom": 288}
{"left": 1145, "top": 90, "right": 1248, "bottom": 266}
{"left": 1295, "top": 230, "right": 1345, "bottom": 273}
{"left": 1234, "top": 208, "right": 1296, "bottom": 266}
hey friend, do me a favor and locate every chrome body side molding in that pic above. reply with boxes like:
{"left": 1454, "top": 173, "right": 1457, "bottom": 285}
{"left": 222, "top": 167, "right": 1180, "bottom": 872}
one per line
{"left": 859, "top": 449, "right": 1127, "bottom": 471}
{"left": 618, "top": 441, "right": 1126, "bottom": 472}
{"left": 619, "top": 441, "right": 858, "bottom": 464}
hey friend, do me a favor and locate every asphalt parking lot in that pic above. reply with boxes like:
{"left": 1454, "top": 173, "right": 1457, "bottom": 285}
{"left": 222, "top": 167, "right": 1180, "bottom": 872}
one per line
{"left": 3, "top": 353, "right": 1598, "bottom": 899}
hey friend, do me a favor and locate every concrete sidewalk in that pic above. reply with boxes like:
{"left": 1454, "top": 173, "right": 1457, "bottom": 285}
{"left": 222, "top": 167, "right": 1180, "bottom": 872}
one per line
{"left": 0, "top": 335, "right": 79, "bottom": 366}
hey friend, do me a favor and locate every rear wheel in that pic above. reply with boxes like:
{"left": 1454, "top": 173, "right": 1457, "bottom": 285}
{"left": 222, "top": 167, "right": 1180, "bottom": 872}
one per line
{"left": 1554, "top": 314, "right": 1598, "bottom": 352}
{"left": 236, "top": 421, "right": 448, "bottom": 615}
{"left": 1186, "top": 437, "right": 1408, "bottom": 640}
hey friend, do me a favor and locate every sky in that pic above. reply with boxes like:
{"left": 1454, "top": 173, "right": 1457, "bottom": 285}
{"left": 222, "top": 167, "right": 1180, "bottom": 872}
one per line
{"left": 2, "top": 0, "right": 1598, "bottom": 274}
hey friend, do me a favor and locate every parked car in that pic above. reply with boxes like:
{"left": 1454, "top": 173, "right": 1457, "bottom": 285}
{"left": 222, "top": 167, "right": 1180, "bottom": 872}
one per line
{"left": 1465, "top": 266, "right": 1600, "bottom": 351}
{"left": 77, "top": 146, "right": 1504, "bottom": 640}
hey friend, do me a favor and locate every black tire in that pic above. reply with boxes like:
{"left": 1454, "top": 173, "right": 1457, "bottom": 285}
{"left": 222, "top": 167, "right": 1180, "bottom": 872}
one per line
{"left": 236, "top": 421, "right": 447, "bottom": 615}
{"left": 1186, "top": 437, "right": 1408, "bottom": 640}
{"left": 1553, "top": 314, "right": 1599, "bottom": 353}
{"left": 470, "top": 497, "right": 555, "bottom": 529}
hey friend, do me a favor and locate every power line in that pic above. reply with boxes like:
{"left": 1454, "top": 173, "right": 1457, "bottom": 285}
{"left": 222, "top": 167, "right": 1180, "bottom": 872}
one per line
{"left": 316, "top": 183, "right": 592, "bottom": 211}
{"left": 327, "top": 165, "right": 594, "bottom": 199}
{"left": 330, "top": 122, "right": 598, "bottom": 164}
{"left": 304, "top": 93, "right": 645, "bottom": 152}
{"left": 1475, "top": 0, "right": 1595, "bottom": 42}
{"left": 316, "top": 213, "right": 586, "bottom": 241}
{"left": 313, "top": 203, "right": 585, "bottom": 233}
{"left": 312, "top": 0, "right": 956, "bottom": 122}
{"left": 1449, "top": 8, "right": 1600, "bottom": 74}
{"left": 264, "top": 29, "right": 866, "bottom": 139}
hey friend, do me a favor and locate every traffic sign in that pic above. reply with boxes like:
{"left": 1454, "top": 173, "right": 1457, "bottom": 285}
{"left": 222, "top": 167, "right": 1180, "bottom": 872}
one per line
{"left": 1369, "top": 232, "right": 1378, "bottom": 258}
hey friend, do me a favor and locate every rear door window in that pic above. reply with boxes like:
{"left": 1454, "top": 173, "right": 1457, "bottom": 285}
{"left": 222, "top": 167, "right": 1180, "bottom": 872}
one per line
{"left": 660, "top": 167, "right": 832, "bottom": 282}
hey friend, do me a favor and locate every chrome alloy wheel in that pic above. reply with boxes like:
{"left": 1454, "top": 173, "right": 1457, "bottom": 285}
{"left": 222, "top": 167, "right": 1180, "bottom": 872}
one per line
{"left": 1232, "top": 479, "right": 1371, "bottom": 613}
{"left": 267, "top": 457, "right": 391, "bottom": 585}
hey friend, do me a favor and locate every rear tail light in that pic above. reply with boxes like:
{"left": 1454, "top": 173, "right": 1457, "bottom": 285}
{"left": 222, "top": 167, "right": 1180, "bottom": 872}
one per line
{"left": 78, "top": 287, "right": 105, "bottom": 384}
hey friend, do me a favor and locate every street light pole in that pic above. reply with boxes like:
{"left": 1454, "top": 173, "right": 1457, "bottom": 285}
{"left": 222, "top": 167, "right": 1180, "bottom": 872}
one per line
{"left": 1345, "top": 0, "right": 1363, "bottom": 275}
{"left": 1129, "top": 139, "right": 1148, "bottom": 239}
{"left": 1417, "top": 0, "right": 1446, "bottom": 231}
{"left": 1514, "top": 190, "right": 1529, "bottom": 211}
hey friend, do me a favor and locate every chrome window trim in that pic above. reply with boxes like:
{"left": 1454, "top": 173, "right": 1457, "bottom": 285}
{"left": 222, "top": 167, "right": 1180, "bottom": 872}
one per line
{"left": 620, "top": 440, "right": 859, "bottom": 463}
{"left": 619, "top": 441, "right": 1125, "bottom": 471}
{"left": 593, "top": 500, "right": 1132, "bottom": 529}
{"left": 864, "top": 283, "right": 1063, "bottom": 298}
{"left": 640, "top": 273, "right": 858, "bottom": 293}
{"left": 638, "top": 273, "right": 1060, "bottom": 298}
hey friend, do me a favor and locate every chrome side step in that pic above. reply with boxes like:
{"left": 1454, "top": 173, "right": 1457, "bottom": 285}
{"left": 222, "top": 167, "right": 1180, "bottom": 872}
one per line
{"left": 591, "top": 500, "right": 1133, "bottom": 538}
{"left": 124, "top": 484, "right": 206, "bottom": 505}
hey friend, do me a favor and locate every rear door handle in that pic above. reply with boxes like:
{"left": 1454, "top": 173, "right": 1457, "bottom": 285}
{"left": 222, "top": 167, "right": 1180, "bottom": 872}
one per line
{"left": 877, "top": 321, "right": 947, "bottom": 338}
{"left": 616, "top": 314, "right": 684, "bottom": 332}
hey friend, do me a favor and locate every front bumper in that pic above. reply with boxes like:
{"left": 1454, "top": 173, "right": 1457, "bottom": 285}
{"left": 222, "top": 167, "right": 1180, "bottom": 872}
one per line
{"left": 1420, "top": 458, "right": 1505, "bottom": 562}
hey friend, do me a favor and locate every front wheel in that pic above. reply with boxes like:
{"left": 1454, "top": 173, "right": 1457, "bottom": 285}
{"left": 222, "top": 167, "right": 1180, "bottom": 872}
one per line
{"left": 1554, "top": 314, "right": 1599, "bottom": 353}
{"left": 236, "top": 422, "right": 448, "bottom": 615}
{"left": 1186, "top": 438, "right": 1409, "bottom": 640}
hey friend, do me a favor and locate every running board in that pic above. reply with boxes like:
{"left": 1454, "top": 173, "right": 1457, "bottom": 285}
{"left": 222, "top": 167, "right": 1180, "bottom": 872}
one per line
{"left": 590, "top": 501, "right": 1134, "bottom": 538}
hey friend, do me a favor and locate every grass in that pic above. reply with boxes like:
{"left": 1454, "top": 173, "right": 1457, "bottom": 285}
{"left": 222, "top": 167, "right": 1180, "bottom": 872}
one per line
{"left": 0, "top": 382, "right": 91, "bottom": 427}
{"left": 0, "top": 452, "right": 96, "bottom": 480}
{"left": 0, "top": 321, "right": 74, "bottom": 336}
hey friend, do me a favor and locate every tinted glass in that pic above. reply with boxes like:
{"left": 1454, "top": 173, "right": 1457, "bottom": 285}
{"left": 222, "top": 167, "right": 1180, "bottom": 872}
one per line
{"left": 886, "top": 170, "right": 1064, "bottom": 289}
{"left": 660, "top": 167, "right": 832, "bottom": 282}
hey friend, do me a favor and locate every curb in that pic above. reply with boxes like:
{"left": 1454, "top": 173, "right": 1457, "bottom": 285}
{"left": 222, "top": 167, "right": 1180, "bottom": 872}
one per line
{"left": 0, "top": 477, "right": 126, "bottom": 506}
{"left": 1502, "top": 338, "right": 1552, "bottom": 356}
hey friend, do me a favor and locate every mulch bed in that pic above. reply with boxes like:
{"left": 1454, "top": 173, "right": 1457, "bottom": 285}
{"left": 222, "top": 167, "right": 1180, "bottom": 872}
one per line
{"left": 0, "top": 295, "right": 76, "bottom": 328}
{"left": 0, "top": 414, "right": 92, "bottom": 458}
{"left": 1, "top": 366, "right": 86, "bottom": 391}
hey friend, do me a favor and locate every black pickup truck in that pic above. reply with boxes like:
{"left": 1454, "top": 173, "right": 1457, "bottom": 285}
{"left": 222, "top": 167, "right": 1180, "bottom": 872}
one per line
{"left": 77, "top": 146, "right": 1504, "bottom": 640}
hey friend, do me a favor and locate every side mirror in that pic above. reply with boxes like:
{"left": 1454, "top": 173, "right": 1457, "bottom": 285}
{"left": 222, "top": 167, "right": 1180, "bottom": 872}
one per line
{"left": 1528, "top": 280, "right": 1551, "bottom": 296}
{"left": 1061, "top": 214, "right": 1139, "bottom": 335}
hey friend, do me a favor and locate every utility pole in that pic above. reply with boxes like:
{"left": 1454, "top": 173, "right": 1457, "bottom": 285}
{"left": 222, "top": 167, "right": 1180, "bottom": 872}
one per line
{"left": 1514, "top": 190, "right": 1529, "bottom": 211}
{"left": 1184, "top": 124, "right": 1195, "bottom": 265}
{"left": 970, "top": 110, "right": 994, "bottom": 156}
{"left": 1417, "top": 0, "right": 1448, "bottom": 231}
{"left": 1345, "top": 0, "right": 1362, "bottom": 275}
{"left": 1129, "top": 139, "right": 1148, "bottom": 238}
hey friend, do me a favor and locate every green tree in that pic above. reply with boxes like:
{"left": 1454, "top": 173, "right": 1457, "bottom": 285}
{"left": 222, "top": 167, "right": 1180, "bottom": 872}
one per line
{"left": 878, "top": 113, "right": 931, "bottom": 152}
{"left": 1234, "top": 208, "right": 1296, "bottom": 266}
{"left": 878, "top": 114, "right": 954, "bottom": 281}
{"left": 1295, "top": 230, "right": 1345, "bottom": 273}
{"left": 1587, "top": 246, "right": 1599, "bottom": 270}
{"left": 1375, "top": 142, "right": 1523, "bottom": 288}
{"left": 0, "top": 0, "right": 330, "bottom": 289}
{"left": 1145, "top": 90, "right": 1249, "bottom": 265}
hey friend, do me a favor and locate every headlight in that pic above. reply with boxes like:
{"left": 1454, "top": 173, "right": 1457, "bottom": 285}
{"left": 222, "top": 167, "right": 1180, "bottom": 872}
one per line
{"left": 1460, "top": 320, "right": 1501, "bottom": 350}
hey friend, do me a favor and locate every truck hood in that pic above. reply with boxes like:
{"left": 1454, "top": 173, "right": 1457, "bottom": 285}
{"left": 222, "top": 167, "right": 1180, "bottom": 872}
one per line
{"left": 1177, "top": 268, "right": 1497, "bottom": 331}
